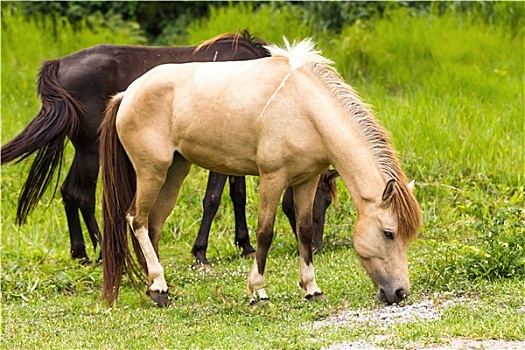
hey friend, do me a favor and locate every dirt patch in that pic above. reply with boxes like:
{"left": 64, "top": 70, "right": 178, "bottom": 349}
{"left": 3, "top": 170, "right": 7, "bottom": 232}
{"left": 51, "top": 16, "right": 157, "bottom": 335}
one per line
{"left": 314, "top": 299, "right": 440, "bottom": 329}
{"left": 316, "top": 297, "right": 524, "bottom": 350}
{"left": 324, "top": 339, "right": 525, "bottom": 350}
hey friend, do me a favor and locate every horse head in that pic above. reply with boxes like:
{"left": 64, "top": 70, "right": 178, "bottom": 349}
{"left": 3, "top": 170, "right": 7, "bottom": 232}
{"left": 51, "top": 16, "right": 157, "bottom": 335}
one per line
{"left": 353, "top": 179, "right": 420, "bottom": 304}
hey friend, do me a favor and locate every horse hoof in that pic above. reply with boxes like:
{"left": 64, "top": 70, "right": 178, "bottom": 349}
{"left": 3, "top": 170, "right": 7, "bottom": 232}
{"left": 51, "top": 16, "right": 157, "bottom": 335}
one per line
{"left": 249, "top": 296, "right": 269, "bottom": 307}
{"left": 193, "top": 261, "right": 212, "bottom": 270}
{"left": 147, "top": 290, "right": 171, "bottom": 307}
{"left": 79, "top": 257, "right": 92, "bottom": 266}
{"left": 305, "top": 291, "right": 325, "bottom": 301}
{"left": 242, "top": 251, "right": 256, "bottom": 259}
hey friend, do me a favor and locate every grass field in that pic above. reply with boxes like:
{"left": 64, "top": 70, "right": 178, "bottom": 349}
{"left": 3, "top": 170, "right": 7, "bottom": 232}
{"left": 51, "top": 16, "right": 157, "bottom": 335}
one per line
{"left": 1, "top": 4, "right": 524, "bottom": 349}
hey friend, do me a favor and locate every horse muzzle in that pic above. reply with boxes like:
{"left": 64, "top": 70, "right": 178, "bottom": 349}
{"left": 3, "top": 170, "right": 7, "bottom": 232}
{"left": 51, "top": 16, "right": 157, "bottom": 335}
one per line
{"left": 377, "top": 284, "right": 410, "bottom": 304}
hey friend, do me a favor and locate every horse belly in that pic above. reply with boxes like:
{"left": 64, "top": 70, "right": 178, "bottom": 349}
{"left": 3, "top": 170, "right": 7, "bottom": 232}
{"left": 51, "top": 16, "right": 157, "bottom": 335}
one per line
{"left": 173, "top": 112, "right": 260, "bottom": 176}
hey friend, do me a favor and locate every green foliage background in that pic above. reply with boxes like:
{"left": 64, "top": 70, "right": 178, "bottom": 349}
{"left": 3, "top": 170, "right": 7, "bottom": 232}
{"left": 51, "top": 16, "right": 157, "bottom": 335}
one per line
{"left": 1, "top": 2, "right": 524, "bottom": 349}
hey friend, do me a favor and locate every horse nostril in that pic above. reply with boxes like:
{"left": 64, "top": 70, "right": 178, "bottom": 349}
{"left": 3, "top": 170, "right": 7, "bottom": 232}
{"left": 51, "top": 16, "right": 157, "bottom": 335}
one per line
{"left": 378, "top": 288, "right": 387, "bottom": 302}
{"left": 395, "top": 288, "right": 407, "bottom": 301}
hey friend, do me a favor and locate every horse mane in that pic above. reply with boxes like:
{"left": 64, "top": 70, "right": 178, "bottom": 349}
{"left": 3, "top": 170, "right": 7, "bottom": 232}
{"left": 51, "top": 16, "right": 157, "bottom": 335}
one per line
{"left": 194, "top": 29, "right": 270, "bottom": 57}
{"left": 267, "top": 38, "right": 422, "bottom": 241}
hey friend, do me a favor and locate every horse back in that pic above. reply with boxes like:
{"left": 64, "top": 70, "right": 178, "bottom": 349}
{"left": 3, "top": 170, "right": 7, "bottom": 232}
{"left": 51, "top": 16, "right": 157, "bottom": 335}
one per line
{"left": 117, "top": 57, "right": 329, "bottom": 178}
{"left": 54, "top": 38, "right": 268, "bottom": 148}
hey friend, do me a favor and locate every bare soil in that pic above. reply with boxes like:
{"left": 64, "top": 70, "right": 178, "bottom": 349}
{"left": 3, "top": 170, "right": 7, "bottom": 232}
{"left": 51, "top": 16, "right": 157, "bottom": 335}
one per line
{"left": 316, "top": 297, "right": 525, "bottom": 350}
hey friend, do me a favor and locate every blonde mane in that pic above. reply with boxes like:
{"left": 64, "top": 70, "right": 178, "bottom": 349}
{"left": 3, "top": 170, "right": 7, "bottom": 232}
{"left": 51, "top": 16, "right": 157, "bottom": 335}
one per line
{"left": 267, "top": 38, "right": 422, "bottom": 240}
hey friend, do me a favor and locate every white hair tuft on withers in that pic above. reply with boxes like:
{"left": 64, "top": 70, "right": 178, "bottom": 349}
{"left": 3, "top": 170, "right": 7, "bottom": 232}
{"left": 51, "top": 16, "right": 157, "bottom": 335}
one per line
{"left": 265, "top": 37, "right": 333, "bottom": 71}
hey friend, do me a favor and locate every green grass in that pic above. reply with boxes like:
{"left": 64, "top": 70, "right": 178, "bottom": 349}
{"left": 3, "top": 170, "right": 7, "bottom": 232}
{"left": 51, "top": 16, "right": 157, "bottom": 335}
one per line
{"left": 2, "top": 4, "right": 525, "bottom": 349}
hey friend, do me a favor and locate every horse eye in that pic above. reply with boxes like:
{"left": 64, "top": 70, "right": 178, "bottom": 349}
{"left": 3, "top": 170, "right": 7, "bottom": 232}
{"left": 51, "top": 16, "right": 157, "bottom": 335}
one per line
{"left": 384, "top": 230, "right": 395, "bottom": 240}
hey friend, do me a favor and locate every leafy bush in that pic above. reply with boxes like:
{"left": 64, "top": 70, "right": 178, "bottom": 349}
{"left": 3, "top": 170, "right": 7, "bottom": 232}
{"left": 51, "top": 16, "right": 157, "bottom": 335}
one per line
{"left": 414, "top": 186, "right": 524, "bottom": 291}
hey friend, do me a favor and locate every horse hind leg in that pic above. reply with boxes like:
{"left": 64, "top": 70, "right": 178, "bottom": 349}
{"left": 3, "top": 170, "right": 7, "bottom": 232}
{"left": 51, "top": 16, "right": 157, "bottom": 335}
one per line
{"left": 293, "top": 177, "right": 324, "bottom": 300}
{"left": 149, "top": 154, "right": 191, "bottom": 256}
{"left": 61, "top": 155, "right": 90, "bottom": 264}
{"left": 126, "top": 155, "right": 175, "bottom": 307}
{"left": 76, "top": 152, "right": 102, "bottom": 260}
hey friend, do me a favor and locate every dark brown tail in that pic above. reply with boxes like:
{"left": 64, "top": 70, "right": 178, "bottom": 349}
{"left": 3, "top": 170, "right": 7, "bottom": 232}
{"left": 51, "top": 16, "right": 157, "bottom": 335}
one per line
{"left": 100, "top": 93, "right": 145, "bottom": 306}
{"left": 1, "top": 60, "right": 82, "bottom": 225}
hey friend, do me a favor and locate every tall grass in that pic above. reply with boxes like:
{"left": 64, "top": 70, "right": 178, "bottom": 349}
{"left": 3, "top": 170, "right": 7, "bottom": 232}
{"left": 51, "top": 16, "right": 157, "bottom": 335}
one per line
{"left": 322, "top": 7, "right": 523, "bottom": 186}
{"left": 186, "top": 2, "right": 312, "bottom": 45}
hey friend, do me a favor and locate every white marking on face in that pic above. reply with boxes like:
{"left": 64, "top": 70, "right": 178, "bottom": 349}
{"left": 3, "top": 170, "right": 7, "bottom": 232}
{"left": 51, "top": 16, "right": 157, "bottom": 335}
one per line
{"left": 260, "top": 73, "right": 291, "bottom": 118}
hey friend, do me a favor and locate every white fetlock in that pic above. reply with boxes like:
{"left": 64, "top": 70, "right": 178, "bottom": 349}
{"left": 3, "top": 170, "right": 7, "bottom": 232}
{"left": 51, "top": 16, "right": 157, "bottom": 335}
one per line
{"left": 250, "top": 288, "right": 269, "bottom": 306}
{"left": 149, "top": 277, "right": 168, "bottom": 294}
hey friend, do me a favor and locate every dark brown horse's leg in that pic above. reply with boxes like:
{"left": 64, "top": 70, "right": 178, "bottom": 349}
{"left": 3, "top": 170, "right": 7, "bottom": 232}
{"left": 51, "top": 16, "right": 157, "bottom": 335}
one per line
{"left": 311, "top": 170, "right": 338, "bottom": 251}
{"left": 228, "top": 176, "right": 255, "bottom": 258}
{"left": 191, "top": 171, "right": 228, "bottom": 266}
{"left": 60, "top": 155, "right": 90, "bottom": 264}
{"left": 76, "top": 152, "right": 102, "bottom": 260}
{"left": 281, "top": 187, "right": 297, "bottom": 239}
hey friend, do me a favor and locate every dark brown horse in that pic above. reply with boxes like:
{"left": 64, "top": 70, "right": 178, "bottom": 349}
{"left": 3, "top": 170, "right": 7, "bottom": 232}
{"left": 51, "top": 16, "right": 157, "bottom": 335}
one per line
{"left": 1, "top": 31, "right": 337, "bottom": 266}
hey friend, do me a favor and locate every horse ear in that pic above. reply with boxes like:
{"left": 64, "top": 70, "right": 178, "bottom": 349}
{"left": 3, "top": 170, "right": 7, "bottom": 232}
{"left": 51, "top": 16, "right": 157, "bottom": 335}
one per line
{"left": 407, "top": 180, "right": 416, "bottom": 192}
{"left": 382, "top": 179, "right": 397, "bottom": 204}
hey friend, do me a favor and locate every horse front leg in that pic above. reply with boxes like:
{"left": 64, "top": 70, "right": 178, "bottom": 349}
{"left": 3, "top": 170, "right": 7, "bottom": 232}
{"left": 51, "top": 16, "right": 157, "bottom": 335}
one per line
{"left": 191, "top": 171, "right": 227, "bottom": 266}
{"left": 247, "top": 174, "right": 285, "bottom": 305}
{"left": 228, "top": 175, "right": 255, "bottom": 258}
{"left": 293, "top": 177, "right": 324, "bottom": 300}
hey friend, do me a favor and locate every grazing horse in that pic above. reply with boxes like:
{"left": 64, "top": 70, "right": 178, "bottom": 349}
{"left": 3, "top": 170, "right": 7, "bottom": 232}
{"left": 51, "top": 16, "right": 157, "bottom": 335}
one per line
{"left": 1, "top": 32, "right": 270, "bottom": 264}
{"left": 100, "top": 38, "right": 422, "bottom": 307}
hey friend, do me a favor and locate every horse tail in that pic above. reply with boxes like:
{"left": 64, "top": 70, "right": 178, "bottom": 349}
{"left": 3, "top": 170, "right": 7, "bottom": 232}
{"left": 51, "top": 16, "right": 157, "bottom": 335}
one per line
{"left": 0, "top": 60, "right": 82, "bottom": 225}
{"left": 100, "top": 93, "right": 145, "bottom": 306}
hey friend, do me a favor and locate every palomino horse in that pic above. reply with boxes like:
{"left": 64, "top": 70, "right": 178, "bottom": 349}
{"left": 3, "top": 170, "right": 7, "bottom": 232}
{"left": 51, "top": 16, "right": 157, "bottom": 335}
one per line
{"left": 1, "top": 32, "right": 265, "bottom": 264}
{"left": 100, "top": 39, "right": 422, "bottom": 307}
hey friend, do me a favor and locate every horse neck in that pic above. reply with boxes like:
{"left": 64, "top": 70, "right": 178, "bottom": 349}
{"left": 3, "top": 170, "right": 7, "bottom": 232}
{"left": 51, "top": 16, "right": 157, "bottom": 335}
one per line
{"left": 311, "top": 99, "right": 387, "bottom": 211}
